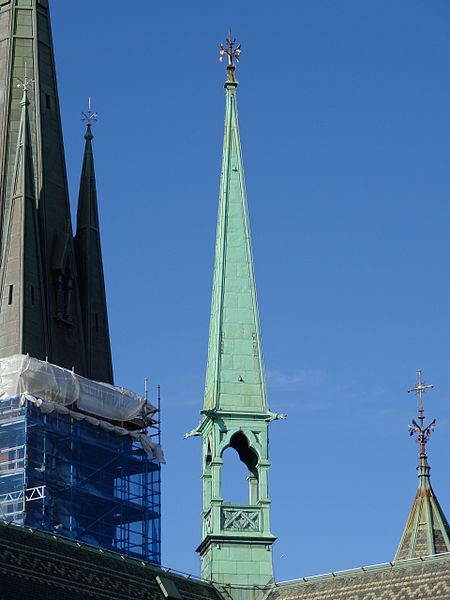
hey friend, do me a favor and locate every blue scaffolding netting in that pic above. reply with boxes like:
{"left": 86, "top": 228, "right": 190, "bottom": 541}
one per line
{"left": 0, "top": 359, "right": 162, "bottom": 565}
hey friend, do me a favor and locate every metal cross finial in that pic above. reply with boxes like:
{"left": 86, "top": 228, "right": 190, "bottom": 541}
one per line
{"left": 17, "top": 62, "right": 34, "bottom": 92}
{"left": 81, "top": 96, "right": 98, "bottom": 126}
{"left": 219, "top": 31, "right": 241, "bottom": 68}
{"left": 407, "top": 369, "right": 436, "bottom": 454}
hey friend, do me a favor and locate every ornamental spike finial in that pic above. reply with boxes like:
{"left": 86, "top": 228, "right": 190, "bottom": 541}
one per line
{"left": 219, "top": 30, "right": 241, "bottom": 83}
{"left": 407, "top": 369, "right": 436, "bottom": 457}
{"left": 81, "top": 96, "right": 98, "bottom": 127}
{"left": 17, "top": 62, "right": 34, "bottom": 98}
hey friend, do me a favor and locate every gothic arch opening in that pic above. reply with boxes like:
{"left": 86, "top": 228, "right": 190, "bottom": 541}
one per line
{"left": 205, "top": 438, "right": 212, "bottom": 470}
{"left": 221, "top": 432, "right": 259, "bottom": 505}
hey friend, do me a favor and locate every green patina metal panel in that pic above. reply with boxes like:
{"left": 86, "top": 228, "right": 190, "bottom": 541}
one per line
{"left": 203, "top": 70, "right": 267, "bottom": 415}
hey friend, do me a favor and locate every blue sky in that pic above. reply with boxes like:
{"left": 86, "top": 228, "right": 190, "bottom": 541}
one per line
{"left": 53, "top": 0, "right": 450, "bottom": 581}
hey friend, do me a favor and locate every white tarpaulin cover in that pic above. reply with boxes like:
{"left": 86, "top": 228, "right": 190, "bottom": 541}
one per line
{"left": 22, "top": 395, "right": 165, "bottom": 463}
{"left": 0, "top": 355, "right": 165, "bottom": 463}
{"left": 0, "top": 354, "right": 156, "bottom": 421}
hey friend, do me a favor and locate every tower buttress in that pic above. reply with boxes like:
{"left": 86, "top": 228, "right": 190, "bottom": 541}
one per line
{"left": 190, "top": 37, "right": 284, "bottom": 596}
{"left": 74, "top": 116, "right": 113, "bottom": 384}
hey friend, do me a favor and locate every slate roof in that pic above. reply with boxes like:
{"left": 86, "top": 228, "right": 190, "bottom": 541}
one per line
{"left": 0, "top": 522, "right": 222, "bottom": 600}
{"left": 270, "top": 553, "right": 450, "bottom": 600}
{"left": 3, "top": 520, "right": 450, "bottom": 600}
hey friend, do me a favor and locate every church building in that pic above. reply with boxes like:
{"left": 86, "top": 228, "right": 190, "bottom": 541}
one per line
{"left": 0, "top": 2, "right": 449, "bottom": 599}
{"left": 0, "top": 0, "right": 162, "bottom": 564}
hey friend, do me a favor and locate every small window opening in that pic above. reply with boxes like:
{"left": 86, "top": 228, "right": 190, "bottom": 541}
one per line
{"left": 8, "top": 285, "right": 13, "bottom": 305}
{"left": 30, "top": 285, "right": 35, "bottom": 306}
{"left": 56, "top": 258, "right": 73, "bottom": 321}
{"left": 45, "top": 94, "right": 51, "bottom": 109}
{"left": 95, "top": 313, "right": 99, "bottom": 332}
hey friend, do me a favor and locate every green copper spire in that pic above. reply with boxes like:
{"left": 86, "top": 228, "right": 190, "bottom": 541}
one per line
{"left": 395, "top": 371, "right": 450, "bottom": 561}
{"left": 0, "top": 83, "right": 48, "bottom": 358}
{"left": 193, "top": 36, "right": 283, "bottom": 597}
{"left": 74, "top": 103, "right": 114, "bottom": 384}
{"left": 204, "top": 36, "right": 266, "bottom": 415}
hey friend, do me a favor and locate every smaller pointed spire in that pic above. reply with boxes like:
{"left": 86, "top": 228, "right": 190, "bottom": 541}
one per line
{"left": 74, "top": 99, "right": 113, "bottom": 384}
{"left": 0, "top": 75, "right": 48, "bottom": 359}
{"left": 395, "top": 370, "right": 450, "bottom": 560}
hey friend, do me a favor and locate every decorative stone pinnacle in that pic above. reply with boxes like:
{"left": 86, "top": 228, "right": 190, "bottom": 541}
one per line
{"left": 219, "top": 31, "right": 241, "bottom": 83}
{"left": 81, "top": 96, "right": 98, "bottom": 127}
{"left": 407, "top": 369, "right": 436, "bottom": 456}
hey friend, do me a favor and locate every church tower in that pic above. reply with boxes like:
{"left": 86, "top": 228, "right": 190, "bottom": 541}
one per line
{"left": 0, "top": 1, "right": 162, "bottom": 562}
{"left": 0, "top": 0, "right": 112, "bottom": 381}
{"left": 192, "top": 37, "right": 283, "bottom": 594}
{"left": 395, "top": 370, "right": 450, "bottom": 560}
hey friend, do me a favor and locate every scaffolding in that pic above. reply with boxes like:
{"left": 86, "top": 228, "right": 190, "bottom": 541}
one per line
{"left": 0, "top": 391, "right": 161, "bottom": 564}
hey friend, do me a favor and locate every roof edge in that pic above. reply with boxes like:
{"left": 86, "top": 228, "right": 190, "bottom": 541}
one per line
{"left": 274, "top": 551, "right": 450, "bottom": 588}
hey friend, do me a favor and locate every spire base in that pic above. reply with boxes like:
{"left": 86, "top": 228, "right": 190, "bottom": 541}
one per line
{"left": 225, "top": 65, "right": 238, "bottom": 87}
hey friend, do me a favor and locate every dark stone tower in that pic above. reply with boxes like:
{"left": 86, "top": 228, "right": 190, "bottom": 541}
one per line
{"left": 0, "top": 0, "right": 112, "bottom": 382}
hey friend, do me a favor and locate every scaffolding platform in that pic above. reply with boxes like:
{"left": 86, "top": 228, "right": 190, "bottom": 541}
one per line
{"left": 0, "top": 357, "right": 162, "bottom": 564}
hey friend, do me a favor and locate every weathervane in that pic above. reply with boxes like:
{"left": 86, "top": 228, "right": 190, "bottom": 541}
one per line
{"left": 220, "top": 32, "right": 241, "bottom": 83}
{"left": 17, "top": 63, "right": 34, "bottom": 93}
{"left": 81, "top": 96, "right": 98, "bottom": 126}
{"left": 407, "top": 369, "right": 436, "bottom": 455}
{"left": 219, "top": 32, "right": 241, "bottom": 67}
